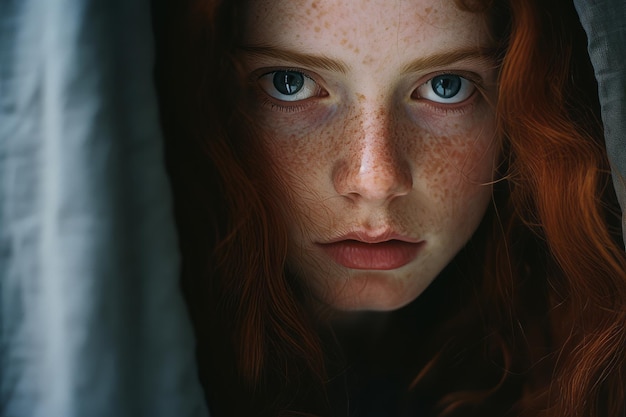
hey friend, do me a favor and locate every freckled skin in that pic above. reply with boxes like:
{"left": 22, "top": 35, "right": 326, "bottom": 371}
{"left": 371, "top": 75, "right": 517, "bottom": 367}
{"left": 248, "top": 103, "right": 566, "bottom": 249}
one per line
{"left": 242, "top": 0, "right": 499, "bottom": 311}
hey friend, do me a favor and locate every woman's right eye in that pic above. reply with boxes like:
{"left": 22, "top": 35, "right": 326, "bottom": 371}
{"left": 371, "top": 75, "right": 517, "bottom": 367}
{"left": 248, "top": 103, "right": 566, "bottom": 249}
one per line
{"left": 258, "top": 70, "right": 322, "bottom": 102}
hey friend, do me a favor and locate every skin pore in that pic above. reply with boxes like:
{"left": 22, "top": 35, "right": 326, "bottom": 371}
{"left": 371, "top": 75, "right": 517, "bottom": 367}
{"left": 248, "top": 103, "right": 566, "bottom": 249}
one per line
{"left": 240, "top": 0, "right": 500, "bottom": 311}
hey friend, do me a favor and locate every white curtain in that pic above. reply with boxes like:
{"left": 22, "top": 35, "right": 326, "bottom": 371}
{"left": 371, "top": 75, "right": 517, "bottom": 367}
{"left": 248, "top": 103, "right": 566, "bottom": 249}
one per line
{"left": 0, "top": 0, "right": 209, "bottom": 416}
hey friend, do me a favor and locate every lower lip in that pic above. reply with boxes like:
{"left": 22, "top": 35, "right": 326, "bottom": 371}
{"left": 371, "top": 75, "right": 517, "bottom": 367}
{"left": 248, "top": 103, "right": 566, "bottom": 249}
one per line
{"left": 319, "top": 240, "right": 424, "bottom": 270}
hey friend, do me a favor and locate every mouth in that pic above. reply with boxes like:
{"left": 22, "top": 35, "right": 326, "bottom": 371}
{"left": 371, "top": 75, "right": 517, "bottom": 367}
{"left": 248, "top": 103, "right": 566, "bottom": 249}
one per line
{"left": 318, "top": 235, "right": 425, "bottom": 270}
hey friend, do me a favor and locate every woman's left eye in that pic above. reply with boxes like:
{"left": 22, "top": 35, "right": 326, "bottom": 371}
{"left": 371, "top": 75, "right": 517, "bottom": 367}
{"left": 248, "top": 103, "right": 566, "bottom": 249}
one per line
{"left": 258, "top": 70, "right": 321, "bottom": 102}
{"left": 415, "top": 74, "right": 476, "bottom": 104}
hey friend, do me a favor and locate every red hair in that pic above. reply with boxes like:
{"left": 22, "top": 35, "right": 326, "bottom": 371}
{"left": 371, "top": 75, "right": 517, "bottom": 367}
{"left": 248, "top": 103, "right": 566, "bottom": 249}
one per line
{"left": 154, "top": 0, "right": 626, "bottom": 415}
{"left": 493, "top": 0, "right": 626, "bottom": 414}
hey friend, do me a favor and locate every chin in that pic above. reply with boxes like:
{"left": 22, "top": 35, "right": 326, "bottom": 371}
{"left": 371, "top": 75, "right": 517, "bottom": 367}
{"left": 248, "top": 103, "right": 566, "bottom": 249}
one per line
{"left": 322, "top": 271, "right": 433, "bottom": 312}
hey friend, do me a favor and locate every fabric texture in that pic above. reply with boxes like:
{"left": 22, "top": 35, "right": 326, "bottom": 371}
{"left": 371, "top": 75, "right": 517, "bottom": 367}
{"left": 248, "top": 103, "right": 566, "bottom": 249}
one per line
{"left": 0, "top": 1, "right": 208, "bottom": 416}
{"left": 574, "top": 0, "right": 626, "bottom": 242}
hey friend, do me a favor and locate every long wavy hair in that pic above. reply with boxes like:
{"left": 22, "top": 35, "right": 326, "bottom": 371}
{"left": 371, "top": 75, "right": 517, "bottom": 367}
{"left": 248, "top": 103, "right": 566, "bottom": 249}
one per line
{"left": 154, "top": 0, "right": 626, "bottom": 415}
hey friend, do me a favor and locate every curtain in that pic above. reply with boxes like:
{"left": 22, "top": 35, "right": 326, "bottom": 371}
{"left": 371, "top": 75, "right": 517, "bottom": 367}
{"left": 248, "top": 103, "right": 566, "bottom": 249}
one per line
{"left": 574, "top": 0, "right": 626, "bottom": 243}
{"left": 0, "top": 1, "right": 624, "bottom": 417}
{"left": 0, "top": 0, "right": 209, "bottom": 416}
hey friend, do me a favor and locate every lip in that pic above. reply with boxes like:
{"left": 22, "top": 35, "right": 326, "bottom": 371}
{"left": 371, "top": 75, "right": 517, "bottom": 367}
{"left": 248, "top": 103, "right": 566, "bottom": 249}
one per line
{"left": 318, "top": 232, "right": 424, "bottom": 270}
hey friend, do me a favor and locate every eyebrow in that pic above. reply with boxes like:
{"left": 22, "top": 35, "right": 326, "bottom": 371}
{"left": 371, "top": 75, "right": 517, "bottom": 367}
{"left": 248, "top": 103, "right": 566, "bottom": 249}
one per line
{"left": 400, "top": 48, "right": 498, "bottom": 74}
{"left": 239, "top": 45, "right": 349, "bottom": 74}
{"left": 238, "top": 45, "right": 498, "bottom": 75}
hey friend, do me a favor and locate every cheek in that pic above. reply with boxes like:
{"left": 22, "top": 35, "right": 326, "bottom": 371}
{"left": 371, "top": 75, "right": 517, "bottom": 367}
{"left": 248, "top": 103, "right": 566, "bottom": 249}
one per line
{"left": 396, "top": 118, "right": 497, "bottom": 241}
{"left": 407, "top": 112, "right": 498, "bottom": 203}
{"left": 421, "top": 134, "right": 495, "bottom": 201}
{"left": 257, "top": 112, "right": 344, "bottom": 184}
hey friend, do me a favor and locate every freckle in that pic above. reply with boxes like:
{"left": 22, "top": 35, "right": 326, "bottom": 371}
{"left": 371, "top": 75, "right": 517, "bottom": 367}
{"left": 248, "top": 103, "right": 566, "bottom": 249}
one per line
{"left": 324, "top": 21, "right": 330, "bottom": 29}
{"left": 425, "top": 6, "right": 432, "bottom": 13}
{"left": 354, "top": 47, "right": 360, "bottom": 54}
{"left": 340, "top": 39, "right": 347, "bottom": 45}
{"left": 315, "top": 26, "right": 320, "bottom": 32}
{"left": 356, "top": 93, "right": 366, "bottom": 102}
{"left": 311, "top": 1, "right": 318, "bottom": 8}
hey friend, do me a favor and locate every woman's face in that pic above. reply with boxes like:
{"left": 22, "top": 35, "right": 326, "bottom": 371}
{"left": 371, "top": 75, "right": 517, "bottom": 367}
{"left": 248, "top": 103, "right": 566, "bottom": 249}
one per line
{"left": 241, "top": 0, "right": 499, "bottom": 311}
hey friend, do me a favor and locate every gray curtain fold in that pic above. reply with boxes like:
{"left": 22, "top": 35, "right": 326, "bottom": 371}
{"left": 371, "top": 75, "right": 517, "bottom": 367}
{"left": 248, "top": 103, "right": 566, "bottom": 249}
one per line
{"left": 0, "top": 0, "right": 209, "bottom": 416}
{"left": 574, "top": 0, "right": 626, "bottom": 243}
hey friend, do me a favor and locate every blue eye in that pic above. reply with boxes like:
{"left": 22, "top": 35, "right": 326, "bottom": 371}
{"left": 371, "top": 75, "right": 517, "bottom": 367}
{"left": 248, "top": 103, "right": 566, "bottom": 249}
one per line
{"left": 416, "top": 74, "right": 475, "bottom": 104}
{"left": 273, "top": 71, "right": 304, "bottom": 95}
{"left": 258, "top": 70, "right": 321, "bottom": 102}
{"left": 432, "top": 75, "right": 461, "bottom": 98}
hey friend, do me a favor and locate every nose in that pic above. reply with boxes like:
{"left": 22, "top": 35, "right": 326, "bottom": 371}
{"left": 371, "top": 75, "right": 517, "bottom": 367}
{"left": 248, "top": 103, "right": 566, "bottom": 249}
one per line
{"left": 332, "top": 104, "right": 413, "bottom": 205}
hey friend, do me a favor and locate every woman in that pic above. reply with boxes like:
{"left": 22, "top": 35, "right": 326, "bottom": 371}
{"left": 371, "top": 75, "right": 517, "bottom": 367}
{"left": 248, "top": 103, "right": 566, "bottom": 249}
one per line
{"left": 156, "top": 0, "right": 626, "bottom": 415}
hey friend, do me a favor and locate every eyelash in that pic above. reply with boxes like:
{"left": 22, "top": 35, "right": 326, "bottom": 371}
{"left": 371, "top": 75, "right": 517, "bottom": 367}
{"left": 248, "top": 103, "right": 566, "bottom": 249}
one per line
{"left": 254, "top": 68, "right": 326, "bottom": 112}
{"left": 417, "top": 73, "right": 489, "bottom": 116}
{"left": 253, "top": 68, "right": 486, "bottom": 114}
{"left": 261, "top": 97, "right": 312, "bottom": 113}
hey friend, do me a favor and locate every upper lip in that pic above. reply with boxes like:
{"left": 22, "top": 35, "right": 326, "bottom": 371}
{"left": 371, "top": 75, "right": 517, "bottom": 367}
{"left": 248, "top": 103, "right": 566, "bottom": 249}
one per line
{"left": 322, "top": 230, "right": 422, "bottom": 244}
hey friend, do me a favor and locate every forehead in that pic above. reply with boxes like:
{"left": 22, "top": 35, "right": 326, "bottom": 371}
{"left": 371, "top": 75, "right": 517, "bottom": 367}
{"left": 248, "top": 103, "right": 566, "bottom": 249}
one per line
{"left": 242, "top": 0, "right": 490, "bottom": 57}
